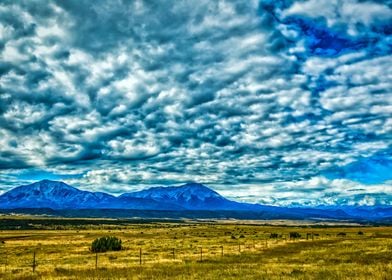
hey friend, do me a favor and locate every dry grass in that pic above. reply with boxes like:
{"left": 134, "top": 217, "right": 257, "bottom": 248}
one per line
{"left": 0, "top": 221, "right": 391, "bottom": 279}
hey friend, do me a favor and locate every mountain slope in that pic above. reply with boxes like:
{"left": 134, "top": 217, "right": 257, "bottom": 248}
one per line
{"left": 0, "top": 180, "right": 182, "bottom": 210}
{"left": 0, "top": 180, "right": 115, "bottom": 209}
{"left": 120, "top": 182, "right": 261, "bottom": 211}
{"left": 0, "top": 181, "right": 261, "bottom": 211}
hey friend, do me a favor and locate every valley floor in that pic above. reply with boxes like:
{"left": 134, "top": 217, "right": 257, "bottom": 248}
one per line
{"left": 0, "top": 219, "right": 391, "bottom": 279}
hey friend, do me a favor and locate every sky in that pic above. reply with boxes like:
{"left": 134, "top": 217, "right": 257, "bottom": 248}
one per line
{"left": 0, "top": 0, "right": 391, "bottom": 206}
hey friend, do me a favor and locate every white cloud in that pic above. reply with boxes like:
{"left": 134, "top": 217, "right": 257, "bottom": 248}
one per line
{"left": 214, "top": 176, "right": 392, "bottom": 206}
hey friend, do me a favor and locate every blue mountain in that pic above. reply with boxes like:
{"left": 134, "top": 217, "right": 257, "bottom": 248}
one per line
{"left": 0, "top": 180, "right": 391, "bottom": 222}
{"left": 0, "top": 180, "right": 114, "bottom": 209}
{"left": 0, "top": 180, "right": 260, "bottom": 211}
{"left": 0, "top": 180, "right": 182, "bottom": 210}
{"left": 119, "top": 182, "right": 261, "bottom": 211}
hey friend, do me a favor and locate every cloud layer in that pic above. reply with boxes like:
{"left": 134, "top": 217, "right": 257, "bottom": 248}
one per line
{"left": 0, "top": 0, "right": 391, "bottom": 206}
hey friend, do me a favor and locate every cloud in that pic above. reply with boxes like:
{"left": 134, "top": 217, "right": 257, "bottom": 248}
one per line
{"left": 215, "top": 176, "right": 392, "bottom": 206}
{"left": 282, "top": 0, "right": 392, "bottom": 36}
{"left": 0, "top": 0, "right": 391, "bottom": 206}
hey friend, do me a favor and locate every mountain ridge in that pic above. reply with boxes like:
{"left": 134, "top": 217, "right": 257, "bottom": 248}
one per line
{"left": 119, "top": 182, "right": 262, "bottom": 211}
{"left": 0, "top": 180, "right": 391, "bottom": 221}
{"left": 0, "top": 180, "right": 260, "bottom": 211}
{"left": 0, "top": 180, "right": 184, "bottom": 210}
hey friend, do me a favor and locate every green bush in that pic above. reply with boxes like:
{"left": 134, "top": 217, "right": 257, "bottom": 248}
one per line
{"left": 289, "top": 232, "right": 301, "bottom": 239}
{"left": 91, "top": 236, "right": 122, "bottom": 253}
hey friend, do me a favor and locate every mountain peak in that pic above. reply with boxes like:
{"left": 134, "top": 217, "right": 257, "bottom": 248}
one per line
{"left": 182, "top": 182, "right": 205, "bottom": 187}
{"left": 0, "top": 180, "right": 116, "bottom": 209}
{"left": 181, "top": 182, "right": 210, "bottom": 189}
{"left": 21, "top": 180, "right": 78, "bottom": 192}
{"left": 38, "top": 179, "right": 61, "bottom": 184}
{"left": 135, "top": 182, "right": 221, "bottom": 197}
{"left": 30, "top": 179, "right": 71, "bottom": 186}
{"left": 119, "top": 182, "right": 235, "bottom": 210}
{"left": 175, "top": 183, "right": 222, "bottom": 198}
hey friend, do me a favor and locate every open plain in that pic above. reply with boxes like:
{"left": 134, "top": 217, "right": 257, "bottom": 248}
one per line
{"left": 0, "top": 217, "right": 391, "bottom": 279}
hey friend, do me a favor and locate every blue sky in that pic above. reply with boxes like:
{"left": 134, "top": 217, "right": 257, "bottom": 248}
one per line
{"left": 0, "top": 0, "right": 391, "bottom": 206}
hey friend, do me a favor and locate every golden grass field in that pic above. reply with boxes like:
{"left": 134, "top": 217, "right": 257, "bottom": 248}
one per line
{"left": 0, "top": 218, "right": 391, "bottom": 279}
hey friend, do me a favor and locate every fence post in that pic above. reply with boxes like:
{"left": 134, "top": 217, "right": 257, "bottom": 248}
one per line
{"left": 139, "top": 248, "right": 142, "bottom": 265}
{"left": 95, "top": 253, "right": 98, "bottom": 269}
{"left": 221, "top": 245, "right": 223, "bottom": 257}
{"left": 172, "top": 248, "right": 175, "bottom": 260}
{"left": 4, "top": 251, "right": 6, "bottom": 273}
{"left": 32, "top": 251, "right": 36, "bottom": 273}
{"left": 200, "top": 247, "right": 203, "bottom": 262}
{"left": 238, "top": 243, "right": 241, "bottom": 253}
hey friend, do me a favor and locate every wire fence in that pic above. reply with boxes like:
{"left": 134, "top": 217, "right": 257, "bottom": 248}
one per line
{"left": 1, "top": 230, "right": 376, "bottom": 277}
{"left": 0, "top": 235, "right": 329, "bottom": 274}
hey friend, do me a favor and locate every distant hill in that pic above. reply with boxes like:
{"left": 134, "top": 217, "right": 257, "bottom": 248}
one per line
{"left": 120, "top": 182, "right": 261, "bottom": 211}
{"left": 0, "top": 180, "right": 182, "bottom": 210}
{"left": 0, "top": 180, "right": 391, "bottom": 222}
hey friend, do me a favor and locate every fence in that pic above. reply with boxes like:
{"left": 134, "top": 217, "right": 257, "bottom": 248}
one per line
{"left": 0, "top": 231, "right": 363, "bottom": 276}
{"left": 0, "top": 235, "right": 329, "bottom": 274}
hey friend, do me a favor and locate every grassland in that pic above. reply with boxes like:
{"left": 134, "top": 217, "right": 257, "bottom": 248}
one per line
{"left": 0, "top": 218, "right": 391, "bottom": 279}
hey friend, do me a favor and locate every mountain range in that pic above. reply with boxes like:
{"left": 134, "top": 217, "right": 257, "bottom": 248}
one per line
{"left": 0, "top": 180, "right": 391, "bottom": 222}
{"left": 0, "top": 180, "right": 258, "bottom": 211}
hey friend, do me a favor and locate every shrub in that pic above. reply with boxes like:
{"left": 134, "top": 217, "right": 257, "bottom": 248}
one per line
{"left": 91, "top": 236, "right": 122, "bottom": 253}
{"left": 289, "top": 232, "right": 301, "bottom": 239}
{"left": 357, "top": 231, "right": 364, "bottom": 235}
{"left": 337, "top": 232, "right": 346, "bottom": 237}
{"left": 270, "top": 233, "right": 279, "bottom": 239}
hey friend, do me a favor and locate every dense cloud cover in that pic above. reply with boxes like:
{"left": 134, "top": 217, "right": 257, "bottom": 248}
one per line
{"left": 0, "top": 0, "right": 391, "bottom": 206}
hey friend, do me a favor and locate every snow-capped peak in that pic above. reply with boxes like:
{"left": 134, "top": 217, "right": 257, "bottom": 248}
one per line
{"left": 122, "top": 182, "right": 223, "bottom": 202}
{"left": 5, "top": 179, "right": 80, "bottom": 198}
